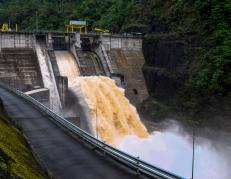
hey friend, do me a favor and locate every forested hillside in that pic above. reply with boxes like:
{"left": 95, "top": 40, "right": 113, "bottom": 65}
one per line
{"left": 0, "top": 0, "right": 230, "bottom": 123}
{"left": 0, "top": 0, "right": 149, "bottom": 32}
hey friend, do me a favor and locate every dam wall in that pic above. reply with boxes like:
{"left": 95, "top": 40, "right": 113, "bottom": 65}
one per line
{"left": 71, "top": 33, "right": 148, "bottom": 106}
{"left": 0, "top": 47, "right": 43, "bottom": 91}
{"left": 34, "top": 33, "right": 74, "bottom": 110}
{"left": 100, "top": 35, "right": 142, "bottom": 51}
{"left": 35, "top": 37, "right": 62, "bottom": 113}
{"left": 0, "top": 33, "right": 43, "bottom": 92}
{"left": 0, "top": 32, "right": 64, "bottom": 112}
{"left": 0, "top": 32, "right": 35, "bottom": 50}
{"left": 0, "top": 32, "right": 149, "bottom": 110}
{"left": 99, "top": 35, "right": 148, "bottom": 106}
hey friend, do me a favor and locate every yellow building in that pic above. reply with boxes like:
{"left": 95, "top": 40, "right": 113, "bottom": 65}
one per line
{"left": 65, "top": 20, "right": 87, "bottom": 33}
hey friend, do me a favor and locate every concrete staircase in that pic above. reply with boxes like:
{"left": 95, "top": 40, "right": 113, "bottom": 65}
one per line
{"left": 0, "top": 48, "right": 43, "bottom": 91}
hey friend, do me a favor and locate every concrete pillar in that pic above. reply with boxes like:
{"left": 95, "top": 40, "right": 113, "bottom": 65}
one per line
{"left": 57, "top": 76, "right": 68, "bottom": 106}
{"left": 47, "top": 33, "right": 53, "bottom": 50}
{"left": 74, "top": 33, "right": 81, "bottom": 48}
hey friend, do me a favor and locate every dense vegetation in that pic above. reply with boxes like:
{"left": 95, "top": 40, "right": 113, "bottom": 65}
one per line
{"left": 0, "top": 101, "right": 49, "bottom": 179}
{"left": 162, "top": 0, "right": 231, "bottom": 109}
{"left": 0, "top": 0, "right": 230, "bottom": 110}
{"left": 188, "top": 0, "right": 231, "bottom": 108}
{"left": 0, "top": 0, "right": 149, "bottom": 31}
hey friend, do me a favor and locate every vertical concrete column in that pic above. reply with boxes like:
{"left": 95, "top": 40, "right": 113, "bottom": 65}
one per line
{"left": 75, "top": 33, "right": 81, "bottom": 48}
{"left": 57, "top": 76, "right": 68, "bottom": 106}
{"left": 47, "top": 33, "right": 53, "bottom": 50}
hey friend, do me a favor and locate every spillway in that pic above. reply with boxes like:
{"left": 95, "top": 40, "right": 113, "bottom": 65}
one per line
{"left": 55, "top": 50, "right": 148, "bottom": 145}
{"left": 55, "top": 51, "right": 80, "bottom": 85}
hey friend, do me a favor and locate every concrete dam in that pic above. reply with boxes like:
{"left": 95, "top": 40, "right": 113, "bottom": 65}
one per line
{"left": 1, "top": 32, "right": 230, "bottom": 179}
{"left": 0, "top": 32, "right": 149, "bottom": 144}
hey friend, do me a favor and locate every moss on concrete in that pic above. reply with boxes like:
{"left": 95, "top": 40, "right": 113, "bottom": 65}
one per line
{"left": 0, "top": 114, "right": 49, "bottom": 179}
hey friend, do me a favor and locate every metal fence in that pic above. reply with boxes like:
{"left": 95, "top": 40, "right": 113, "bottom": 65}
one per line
{"left": 0, "top": 83, "right": 185, "bottom": 179}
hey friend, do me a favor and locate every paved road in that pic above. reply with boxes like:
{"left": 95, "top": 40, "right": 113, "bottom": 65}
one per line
{"left": 0, "top": 87, "right": 141, "bottom": 179}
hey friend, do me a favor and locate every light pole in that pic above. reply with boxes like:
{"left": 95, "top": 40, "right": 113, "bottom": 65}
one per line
{"left": 192, "top": 125, "right": 195, "bottom": 179}
{"left": 191, "top": 122, "right": 196, "bottom": 179}
{"left": 96, "top": 105, "right": 98, "bottom": 139}
{"left": 89, "top": 103, "right": 98, "bottom": 139}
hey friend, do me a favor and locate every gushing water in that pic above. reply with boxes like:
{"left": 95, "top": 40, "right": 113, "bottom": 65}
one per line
{"left": 55, "top": 51, "right": 231, "bottom": 178}
{"left": 70, "top": 76, "right": 148, "bottom": 145}
{"left": 55, "top": 51, "right": 148, "bottom": 145}
{"left": 55, "top": 51, "right": 80, "bottom": 85}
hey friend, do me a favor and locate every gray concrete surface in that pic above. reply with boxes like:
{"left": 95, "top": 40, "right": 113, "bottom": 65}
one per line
{"left": 0, "top": 87, "right": 141, "bottom": 179}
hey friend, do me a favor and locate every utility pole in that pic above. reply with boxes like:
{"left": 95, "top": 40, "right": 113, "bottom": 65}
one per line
{"left": 90, "top": 103, "right": 98, "bottom": 139}
{"left": 96, "top": 104, "right": 98, "bottom": 139}
{"left": 191, "top": 124, "right": 195, "bottom": 179}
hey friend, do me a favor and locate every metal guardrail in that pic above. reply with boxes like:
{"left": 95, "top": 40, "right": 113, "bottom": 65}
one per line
{"left": 0, "top": 83, "right": 185, "bottom": 179}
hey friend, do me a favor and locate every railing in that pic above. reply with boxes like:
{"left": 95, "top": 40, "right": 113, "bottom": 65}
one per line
{"left": 0, "top": 83, "right": 185, "bottom": 179}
